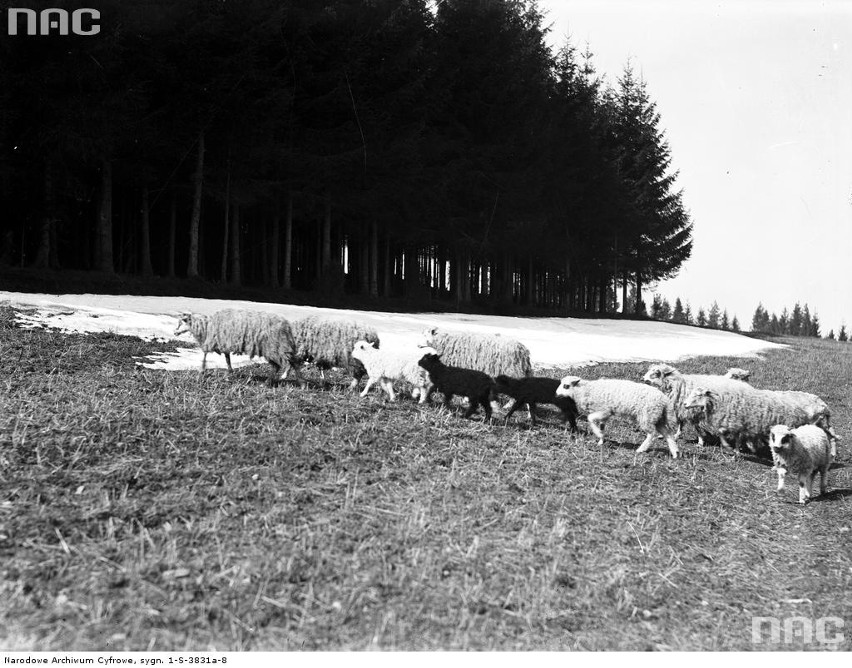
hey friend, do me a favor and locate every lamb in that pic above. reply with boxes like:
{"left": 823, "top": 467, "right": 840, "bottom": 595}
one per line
{"left": 350, "top": 341, "right": 434, "bottom": 402}
{"left": 556, "top": 375, "right": 679, "bottom": 458}
{"left": 290, "top": 316, "right": 380, "bottom": 389}
{"left": 682, "top": 385, "right": 816, "bottom": 453}
{"left": 724, "top": 367, "right": 751, "bottom": 382}
{"left": 493, "top": 375, "right": 578, "bottom": 429}
{"left": 420, "top": 326, "right": 532, "bottom": 378}
{"left": 174, "top": 310, "right": 300, "bottom": 384}
{"left": 642, "top": 363, "right": 749, "bottom": 445}
{"left": 768, "top": 424, "right": 833, "bottom": 504}
{"left": 417, "top": 352, "right": 496, "bottom": 420}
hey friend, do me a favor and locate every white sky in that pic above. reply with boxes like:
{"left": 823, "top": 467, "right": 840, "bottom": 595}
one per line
{"left": 539, "top": 0, "right": 852, "bottom": 333}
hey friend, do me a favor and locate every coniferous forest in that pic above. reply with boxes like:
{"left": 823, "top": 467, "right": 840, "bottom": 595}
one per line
{"left": 0, "top": 0, "right": 693, "bottom": 313}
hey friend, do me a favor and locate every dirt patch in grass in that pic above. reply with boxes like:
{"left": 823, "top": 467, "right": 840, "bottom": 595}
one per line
{"left": 0, "top": 310, "right": 850, "bottom": 650}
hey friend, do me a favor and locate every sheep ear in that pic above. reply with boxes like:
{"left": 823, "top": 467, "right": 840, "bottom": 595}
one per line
{"left": 371, "top": 341, "right": 378, "bottom": 349}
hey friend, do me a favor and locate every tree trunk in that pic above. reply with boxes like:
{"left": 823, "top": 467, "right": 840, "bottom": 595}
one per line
{"left": 139, "top": 186, "right": 154, "bottom": 277}
{"left": 635, "top": 272, "right": 643, "bottom": 316}
{"left": 382, "top": 234, "right": 391, "bottom": 297}
{"left": 283, "top": 192, "right": 293, "bottom": 290}
{"left": 95, "top": 158, "right": 114, "bottom": 273}
{"left": 622, "top": 270, "right": 628, "bottom": 314}
{"left": 322, "top": 192, "right": 331, "bottom": 273}
{"left": 230, "top": 203, "right": 241, "bottom": 286}
{"left": 186, "top": 131, "right": 205, "bottom": 278}
{"left": 167, "top": 193, "right": 176, "bottom": 277}
{"left": 526, "top": 255, "right": 534, "bottom": 306}
{"left": 269, "top": 209, "right": 280, "bottom": 289}
{"left": 369, "top": 221, "right": 379, "bottom": 298}
{"left": 220, "top": 172, "right": 230, "bottom": 283}
{"left": 32, "top": 163, "right": 53, "bottom": 269}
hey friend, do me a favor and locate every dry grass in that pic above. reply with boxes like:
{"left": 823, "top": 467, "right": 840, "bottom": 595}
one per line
{"left": 0, "top": 305, "right": 850, "bottom": 650}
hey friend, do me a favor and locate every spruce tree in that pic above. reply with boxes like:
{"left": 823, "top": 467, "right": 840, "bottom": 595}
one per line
{"left": 672, "top": 297, "right": 685, "bottom": 324}
{"left": 697, "top": 307, "right": 707, "bottom": 327}
{"left": 731, "top": 316, "right": 740, "bottom": 332}
{"left": 707, "top": 301, "right": 720, "bottom": 329}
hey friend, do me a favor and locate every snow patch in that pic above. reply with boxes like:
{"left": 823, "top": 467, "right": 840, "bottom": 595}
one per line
{"left": 1, "top": 291, "right": 785, "bottom": 371}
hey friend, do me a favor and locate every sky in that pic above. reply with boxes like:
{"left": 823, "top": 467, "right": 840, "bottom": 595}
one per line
{"left": 538, "top": 0, "right": 852, "bottom": 334}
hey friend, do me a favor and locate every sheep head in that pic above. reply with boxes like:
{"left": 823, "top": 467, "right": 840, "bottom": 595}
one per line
{"left": 556, "top": 375, "right": 582, "bottom": 398}
{"left": 684, "top": 387, "right": 716, "bottom": 414}
{"left": 351, "top": 339, "right": 378, "bottom": 362}
{"left": 419, "top": 326, "right": 439, "bottom": 348}
{"left": 418, "top": 352, "right": 442, "bottom": 371}
{"left": 725, "top": 367, "right": 751, "bottom": 382}
{"left": 174, "top": 313, "right": 194, "bottom": 336}
{"left": 642, "top": 363, "right": 678, "bottom": 390}
{"left": 768, "top": 425, "right": 795, "bottom": 453}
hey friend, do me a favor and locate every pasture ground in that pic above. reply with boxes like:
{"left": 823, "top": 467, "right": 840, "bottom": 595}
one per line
{"left": 0, "top": 304, "right": 850, "bottom": 650}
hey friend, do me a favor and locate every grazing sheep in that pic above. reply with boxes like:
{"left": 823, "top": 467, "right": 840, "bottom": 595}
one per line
{"left": 725, "top": 367, "right": 751, "bottom": 382}
{"left": 290, "top": 316, "right": 380, "bottom": 389}
{"left": 174, "top": 310, "right": 299, "bottom": 384}
{"left": 421, "top": 326, "right": 532, "bottom": 378}
{"left": 418, "top": 353, "right": 496, "bottom": 420}
{"left": 350, "top": 341, "right": 434, "bottom": 402}
{"left": 642, "top": 363, "right": 749, "bottom": 445}
{"left": 493, "top": 375, "right": 578, "bottom": 429}
{"left": 556, "top": 375, "right": 679, "bottom": 458}
{"left": 768, "top": 424, "right": 833, "bottom": 504}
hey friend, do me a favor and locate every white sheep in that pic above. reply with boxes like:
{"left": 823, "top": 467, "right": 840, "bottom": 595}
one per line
{"left": 420, "top": 326, "right": 531, "bottom": 378}
{"left": 642, "top": 363, "right": 749, "bottom": 445}
{"left": 290, "top": 315, "right": 380, "bottom": 389}
{"left": 721, "top": 367, "right": 838, "bottom": 455}
{"left": 768, "top": 424, "right": 833, "bottom": 504}
{"left": 351, "top": 341, "right": 435, "bottom": 402}
{"left": 174, "top": 310, "right": 300, "bottom": 384}
{"left": 556, "top": 375, "right": 680, "bottom": 458}
{"left": 682, "top": 385, "right": 816, "bottom": 453}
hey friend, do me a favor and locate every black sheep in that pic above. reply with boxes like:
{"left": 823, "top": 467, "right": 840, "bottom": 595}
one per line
{"left": 493, "top": 375, "right": 579, "bottom": 429}
{"left": 418, "top": 353, "right": 495, "bottom": 419}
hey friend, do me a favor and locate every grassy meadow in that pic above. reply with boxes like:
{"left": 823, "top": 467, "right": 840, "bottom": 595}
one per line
{"left": 0, "top": 304, "right": 850, "bottom": 651}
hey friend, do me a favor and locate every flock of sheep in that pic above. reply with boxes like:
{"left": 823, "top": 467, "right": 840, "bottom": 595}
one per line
{"left": 174, "top": 309, "right": 840, "bottom": 505}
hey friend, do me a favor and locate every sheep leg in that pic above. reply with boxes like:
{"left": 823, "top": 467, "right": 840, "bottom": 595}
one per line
{"left": 798, "top": 475, "right": 811, "bottom": 504}
{"left": 443, "top": 393, "right": 454, "bottom": 410}
{"left": 528, "top": 402, "right": 537, "bottom": 426}
{"left": 267, "top": 360, "right": 280, "bottom": 386}
{"left": 417, "top": 384, "right": 431, "bottom": 404}
{"left": 201, "top": 351, "right": 208, "bottom": 372}
{"left": 463, "top": 399, "right": 478, "bottom": 419}
{"left": 380, "top": 379, "right": 396, "bottom": 402}
{"left": 587, "top": 412, "right": 607, "bottom": 445}
{"left": 482, "top": 397, "right": 493, "bottom": 421}
{"left": 360, "top": 376, "right": 378, "bottom": 398}
{"left": 636, "top": 433, "right": 656, "bottom": 454}
{"left": 657, "top": 426, "right": 679, "bottom": 459}
{"left": 224, "top": 352, "right": 233, "bottom": 372}
{"left": 820, "top": 465, "right": 828, "bottom": 496}
{"left": 776, "top": 467, "right": 787, "bottom": 492}
{"left": 503, "top": 400, "right": 521, "bottom": 421}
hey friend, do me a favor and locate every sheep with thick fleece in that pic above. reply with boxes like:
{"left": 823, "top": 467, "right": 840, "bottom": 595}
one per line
{"left": 421, "top": 326, "right": 531, "bottom": 378}
{"left": 174, "top": 310, "right": 299, "bottom": 384}
{"left": 642, "top": 363, "right": 749, "bottom": 445}
{"left": 493, "top": 375, "right": 578, "bottom": 429}
{"left": 768, "top": 424, "right": 833, "bottom": 504}
{"left": 556, "top": 375, "right": 679, "bottom": 458}
{"left": 351, "top": 341, "right": 434, "bottom": 402}
{"left": 418, "top": 353, "right": 496, "bottom": 420}
{"left": 682, "top": 385, "right": 817, "bottom": 452}
{"left": 290, "top": 316, "right": 380, "bottom": 388}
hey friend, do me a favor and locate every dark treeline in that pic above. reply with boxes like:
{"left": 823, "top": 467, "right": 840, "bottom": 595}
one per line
{"left": 751, "top": 302, "right": 821, "bottom": 338}
{"left": 0, "top": 0, "right": 692, "bottom": 313}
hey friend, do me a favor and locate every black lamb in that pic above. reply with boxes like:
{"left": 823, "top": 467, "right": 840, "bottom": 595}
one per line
{"left": 418, "top": 353, "right": 495, "bottom": 420}
{"left": 493, "top": 375, "right": 579, "bottom": 429}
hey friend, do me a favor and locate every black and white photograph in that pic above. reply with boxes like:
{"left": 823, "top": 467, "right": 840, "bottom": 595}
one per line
{"left": 0, "top": 0, "right": 850, "bottom": 653}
